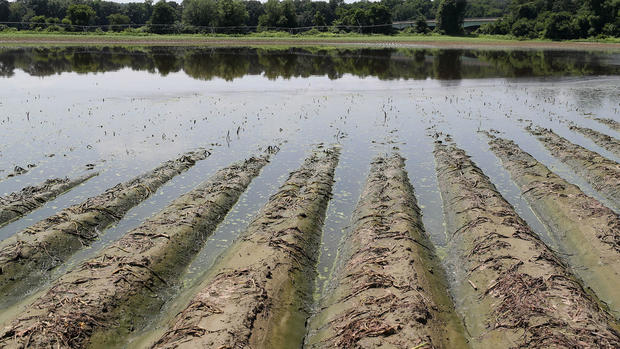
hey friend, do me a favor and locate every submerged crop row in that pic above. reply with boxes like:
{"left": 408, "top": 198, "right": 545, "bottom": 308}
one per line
{"left": 0, "top": 125, "right": 619, "bottom": 348}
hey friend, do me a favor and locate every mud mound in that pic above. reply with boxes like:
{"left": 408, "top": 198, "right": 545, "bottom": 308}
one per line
{"left": 593, "top": 118, "right": 620, "bottom": 133}
{"left": 0, "top": 150, "right": 208, "bottom": 306}
{"left": 435, "top": 142, "right": 620, "bottom": 348}
{"left": 0, "top": 155, "right": 268, "bottom": 348}
{"left": 0, "top": 173, "right": 98, "bottom": 227}
{"left": 528, "top": 125, "right": 620, "bottom": 206}
{"left": 569, "top": 124, "right": 620, "bottom": 158}
{"left": 152, "top": 145, "right": 340, "bottom": 349}
{"left": 488, "top": 133, "right": 620, "bottom": 316}
{"left": 305, "top": 154, "right": 467, "bottom": 348}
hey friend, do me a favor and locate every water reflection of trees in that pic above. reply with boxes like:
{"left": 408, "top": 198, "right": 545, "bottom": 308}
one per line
{"left": 0, "top": 46, "right": 617, "bottom": 80}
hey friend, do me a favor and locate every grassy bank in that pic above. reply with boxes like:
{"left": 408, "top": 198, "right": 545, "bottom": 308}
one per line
{"left": 1, "top": 31, "right": 619, "bottom": 50}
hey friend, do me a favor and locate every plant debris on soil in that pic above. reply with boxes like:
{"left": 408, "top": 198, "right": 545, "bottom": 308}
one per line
{"left": 593, "top": 118, "right": 620, "bottom": 133}
{"left": 568, "top": 123, "right": 620, "bottom": 158}
{"left": 152, "top": 145, "right": 339, "bottom": 349}
{"left": 434, "top": 141, "right": 620, "bottom": 348}
{"left": 487, "top": 133, "right": 620, "bottom": 316}
{"left": 5, "top": 164, "right": 37, "bottom": 179}
{"left": 0, "top": 150, "right": 208, "bottom": 306}
{"left": 527, "top": 125, "right": 620, "bottom": 207}
{"left": 0, "top": 155, "right": 269, "bottom": 348}
{"left": 0, "top": 173, "right": 98, "bottom": 228}
{"left": 305, "top": 154, "right": 467, "bottom": 349}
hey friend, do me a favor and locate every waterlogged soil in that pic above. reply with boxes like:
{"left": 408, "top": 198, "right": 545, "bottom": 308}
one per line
{"left": 434, "top": 142, "right": 620, "bottom": 348}
{"left": 528, "top": 125, "right": 620, "bottom": 206}
{"left": 305, "top": 154, "right": 467, "bottom": 348}
{"left": 0, "top": 172, "right": 97, "bottom": 227}
{"left": 594, "top": 117, "right": 620, "bottom": 133}
{"left": 569, "top": 124, "right": 620, "bottom": 158}
{"left": 152, "top": 146, "right": 339, "bottom": 349}
{"left": 0, "top": 150, "right": 207, "bottom": 306}
{"left": 0, "top": 155, "right": 268, "bottom": 348}
{"left": 487, "top": 133, "right": 620, "bottom": 316}
{"left": 0, "top": 46, "right": 619, "bottom": 348}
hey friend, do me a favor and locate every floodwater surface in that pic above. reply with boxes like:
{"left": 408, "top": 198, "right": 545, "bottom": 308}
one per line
{"left": 0, "top": 46, "right": 619, "bottom": 346}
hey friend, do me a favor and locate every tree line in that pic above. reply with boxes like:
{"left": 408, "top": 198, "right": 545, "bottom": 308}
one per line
{"left": 0, "top": 0, "right": 506, "bottom": 34}
{"left": 479, "top": 0, "right": 619, "bottom": 39}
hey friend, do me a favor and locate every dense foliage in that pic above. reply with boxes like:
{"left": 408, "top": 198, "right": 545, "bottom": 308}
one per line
{"left": 436, "top": 0, "right": 467, "bottom": 35}
{"left": 2, "top": 0, "right": 615, "bottom": 38}
{"left": 479, "top": 0, "right": 620, "bottom": 39}
{"left": 0, "top": 0, "right": 511, "bottom": 34}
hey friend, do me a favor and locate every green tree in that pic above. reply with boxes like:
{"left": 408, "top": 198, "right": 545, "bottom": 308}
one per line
{"left": 543, "top": 11, "right": 573, "bottom": 40}
{"left": 108, "top": 13, "right": 130, "bottom": 31}
{"left": 150, "top": 0, "right": 175, "bottom": 32}
{"left": 217, "top": 0, "right": 248, "bottom": 28}
{"left": 415, "top": 16, "right": 429, "bottom": 33}
{"left": 245, "top": 0, "right": 264, "bottom": 27}
{"left": 436, "top": 0, "right": 466, "bottom": 35}
{"left": 258, "top": 0, "right": 296, "bottom": 29}
{"left": 126, "top": 1, "right": 153, "bottom": 24}
{"left": 65, "top": 4, "right": 95, "bottom": 27}
{"left": 30, "top": 15, "right": 47, "bottom": 29}
{"left": 182, "top": 0, "right": 217, "bottom": 27}
{"left": 314, "top": 11, "right": 326, "bottom": 28}
{"left": 0, "top": 0, "right": 9, "bottom": 22}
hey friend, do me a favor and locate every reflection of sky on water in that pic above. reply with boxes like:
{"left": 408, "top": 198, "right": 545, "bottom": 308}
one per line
{"left": 0, "top": 47, "right": 619, "bottom": 346}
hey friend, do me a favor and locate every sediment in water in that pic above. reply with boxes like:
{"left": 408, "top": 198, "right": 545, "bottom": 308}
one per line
{"left": 0, "top": 155, "right": 268, "bottom": 348}
{"left": 305, "top": 154, "right": 467, "bottom": 348}
{"left": 0, "top": 150, "right": 208, "bottom": 304}
{"left": 434, "top": 142, "right": 620, "bottom": 348}
{"left": 594, "top": 117, "right": 620, "bottom": 133}
{"left": 152, "top": 146, "right": 340, "bottom": 349}
{"left": 487, "top": 133, "right": 620, "bottom": 316}
{"left": 569, "top": 124, "right": 620, "bottom": 158}
{"left": 528, "top": 125, "right": 620, "bottom": 206}
{"left": 0, "top": 173, "right": 98, "bottom": 228}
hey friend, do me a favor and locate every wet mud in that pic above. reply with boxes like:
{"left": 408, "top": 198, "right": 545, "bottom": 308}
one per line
{"left": 568, "top": 124, "right": 620, "bottom": 158}
{"left": 305, "top": 154, "right": 467, "bottom": 349}
{"left": 528, "top": 125, "right": 620, "bottom": 206}
{"left": 593, "top": 118, "right": 620, "bottom": 133}
{"left": 0, "top": 155, "right": 268, "bottom": 348}
{"left": 0, "top": 173, "right": 98, "bottom": 228}
{"left": 487, "top": 134, "right": 620, "bottom": 316}
{"left": 0, "top": 150, "right": 208, "bottom": 304}
{"left": 152, "top": 146, "right": 339, "bottom": 349}
{"left": 434, "top": 142, "right": 620, "bottom": 348}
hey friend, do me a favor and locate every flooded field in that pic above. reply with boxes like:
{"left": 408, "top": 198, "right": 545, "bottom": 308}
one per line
{"left": 0, "top": 46, "right": 619, "bottom": 347}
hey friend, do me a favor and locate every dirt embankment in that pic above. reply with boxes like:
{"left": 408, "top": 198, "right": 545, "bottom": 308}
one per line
{"left": 487, "top": 134, "right": 620, "bottom": 315}
{"left": 0, "top": 150, "right": 208, "bottom": 304}
{"left": 152, "top": 146, "right": 339, "bottom": 349}
{"left": 569, "top": 124, "right": 620, "bottom": 158}
{"left": 305, "top": 154, "right": 467, "bottom": 349}
{"left": 593, "top": 118, "right": 620, "bottom": 133}
{"left": 1, "top": 35, "right": 620, "bottom": 51}
{"left": 528, "top": 126, "right": 620, "bottom": 206}
{"left": 0, "top": 155, "right": 268, "bottom": 348}
{"left": 435, "top": 142, "right": 620, "bottom": 348}
{"left": 0, "top": 173, "right": 98, "bottom": 227}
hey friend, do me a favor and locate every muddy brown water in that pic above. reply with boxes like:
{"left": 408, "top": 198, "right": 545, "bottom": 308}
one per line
{"left": 0, "top": 46, "right": 619, "bottom": 347}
